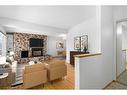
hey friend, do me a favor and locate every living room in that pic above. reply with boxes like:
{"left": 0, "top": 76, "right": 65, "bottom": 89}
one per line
{"left": 0, "top": 5, "right": 94, "bottom": 89}
{"left": 2, "top": 0, "right": 127, "bottom": 95}
{"left": 0, "top": 5, "right": 118, "bottom": 90}
{"left": 6, "top": 32, "right": 70, "bottom": 89}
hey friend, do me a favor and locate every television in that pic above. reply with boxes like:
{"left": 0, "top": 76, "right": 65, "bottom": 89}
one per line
{"left": 30, "top": 38, "right": 44, "bottom": 47}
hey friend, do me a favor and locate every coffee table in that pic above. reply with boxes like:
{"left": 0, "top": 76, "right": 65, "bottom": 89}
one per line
{"left": 0, "top": 73, "right": 8, "bottom": 79}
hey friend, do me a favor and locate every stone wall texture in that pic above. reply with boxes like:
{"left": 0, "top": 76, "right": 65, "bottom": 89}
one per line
{"left": 13, "top": 32, "right": 47, "bottom": 64}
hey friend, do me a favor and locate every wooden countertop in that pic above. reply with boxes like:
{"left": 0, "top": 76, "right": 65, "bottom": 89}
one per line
{"left": 74, "top": 53, "right": 102, "bottom": 58}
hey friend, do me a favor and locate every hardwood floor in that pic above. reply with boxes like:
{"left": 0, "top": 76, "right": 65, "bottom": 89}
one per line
{"left": 16, "top": 63, "right": 75, "bottom": 90}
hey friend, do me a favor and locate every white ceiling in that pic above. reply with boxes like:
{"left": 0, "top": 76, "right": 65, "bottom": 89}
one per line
{"left": 0, "top": 6, "right": 96, "bottom": 36}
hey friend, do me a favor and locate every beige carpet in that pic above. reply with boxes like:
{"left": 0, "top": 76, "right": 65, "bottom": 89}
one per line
{"left": 117, "top": 70, "right": 127, "bottom": 86}
{"left": 106, "top": 70, "right": 127, "bottom": 89}
{"left": 106, "top": 81, "right": 127, "bottom": 89}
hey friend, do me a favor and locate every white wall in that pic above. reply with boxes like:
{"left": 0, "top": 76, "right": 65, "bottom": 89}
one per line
{"left": 122, "top": 26, "right": 127, "bottom": 63}
{"left": 101, "top": 6, "right": 115, "bottom": 85}
{"left": 122, "top": 50, "right": 126, "bottom": 72}
{"left": 116, "top": 23, "right": 123, "bottom": 76}
{"left": 113, "top": 6, "right": 127, "bottom": 21}
{"left": 47, "top": 36, "right": 66, "bottom": 56}
{"left": 122, "top": 25, "right": 127, "bottom": 49}
{"left": 75, "top": 6, "right": 115, "bottom": 89}
{"left": 75, "top": 55, "right": 102, "bottom": 89}
{"left": 66, "top": 6, "right": 101, "bottom": 63}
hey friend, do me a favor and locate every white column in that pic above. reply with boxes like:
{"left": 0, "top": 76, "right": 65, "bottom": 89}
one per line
{"left": 75, "top": 57, "right": 80, "bottom": 89}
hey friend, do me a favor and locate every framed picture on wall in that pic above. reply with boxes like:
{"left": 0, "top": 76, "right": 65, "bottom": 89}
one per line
{"left": 74, "top": 36, "right": 81, "bottom": 51}
{"left": 81, "top": 35, "right": 88, "bottom": 52}
{"left": 56, "top": 41, "right": 64, "bottom": 49}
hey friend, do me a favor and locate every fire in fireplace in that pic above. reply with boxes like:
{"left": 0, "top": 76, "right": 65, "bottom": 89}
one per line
{"left": 32, "top": 48, "right": 43, "bottom": 57}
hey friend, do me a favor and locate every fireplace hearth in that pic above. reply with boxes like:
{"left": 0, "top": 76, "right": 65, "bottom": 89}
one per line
{"left": 32, "top": 48, "right": 43, "bottom": 57}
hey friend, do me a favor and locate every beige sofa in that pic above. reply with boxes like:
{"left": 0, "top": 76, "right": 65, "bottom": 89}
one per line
{"left": 6, "top": 56, "right": 17, "bottom": 85}
{"left": 45, "top": 59, "right": 67, "bottom": 82}
{"left": 0, "top": 67, "right": 15, "bottom": 87}
{"left": 22, "top": 64, "right": 47, "bottom": 89}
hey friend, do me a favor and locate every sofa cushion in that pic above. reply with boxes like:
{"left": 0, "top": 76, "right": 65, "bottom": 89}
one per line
{"left": 6, "top": 56, "right": 15, "bottom": 64}
{"left": 9, "top": 56, "right": 14, "bottom": 62}
{"left": 45, "top": 59, "right": 66, "bottom": 68}
{"left": 6, "top": 58, "right": 12, "bottom": 64}
{"left": 11, "top": 61, "right": 17, "bottom": 68}
{"left": 28, "top": 61, "right": 35, "bottom": 65}
{"left": 24, "top": 63, "right": 45, "bottom": 74}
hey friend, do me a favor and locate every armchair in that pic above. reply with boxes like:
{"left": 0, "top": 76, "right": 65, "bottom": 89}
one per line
{"left": 45, "top": 59, "right": 67, "bottom": 82}
{"left": 22, "top": 63, "right": 47, "bottom": 89}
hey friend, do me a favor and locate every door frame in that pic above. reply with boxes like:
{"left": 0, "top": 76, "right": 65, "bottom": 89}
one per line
{"left": 115, "top": 18, "right": 127, "bottom": 79}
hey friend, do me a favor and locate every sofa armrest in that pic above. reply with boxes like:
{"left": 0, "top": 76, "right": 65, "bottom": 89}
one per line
{"left": 11, "top": 61, "right": 17, "bottom": 68}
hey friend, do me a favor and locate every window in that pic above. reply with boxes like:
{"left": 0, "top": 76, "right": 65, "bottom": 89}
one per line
{"left": 6, "top": 33, "right": 13, "bottom": 52}
{"left": 0, "top": 32, "right": 2, "bottom": 55}
{"left": 0, "top": 31, "right": 6, "bottom": 56}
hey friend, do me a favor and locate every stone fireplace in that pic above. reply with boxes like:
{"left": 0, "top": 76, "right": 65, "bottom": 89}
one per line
{"left": 13, "top": 32, "right": 47, "bottom": 64}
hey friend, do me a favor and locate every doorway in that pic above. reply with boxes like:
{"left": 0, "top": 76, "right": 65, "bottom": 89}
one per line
{"left": 116, "top": 20, "right": 127, "bottom": 85}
